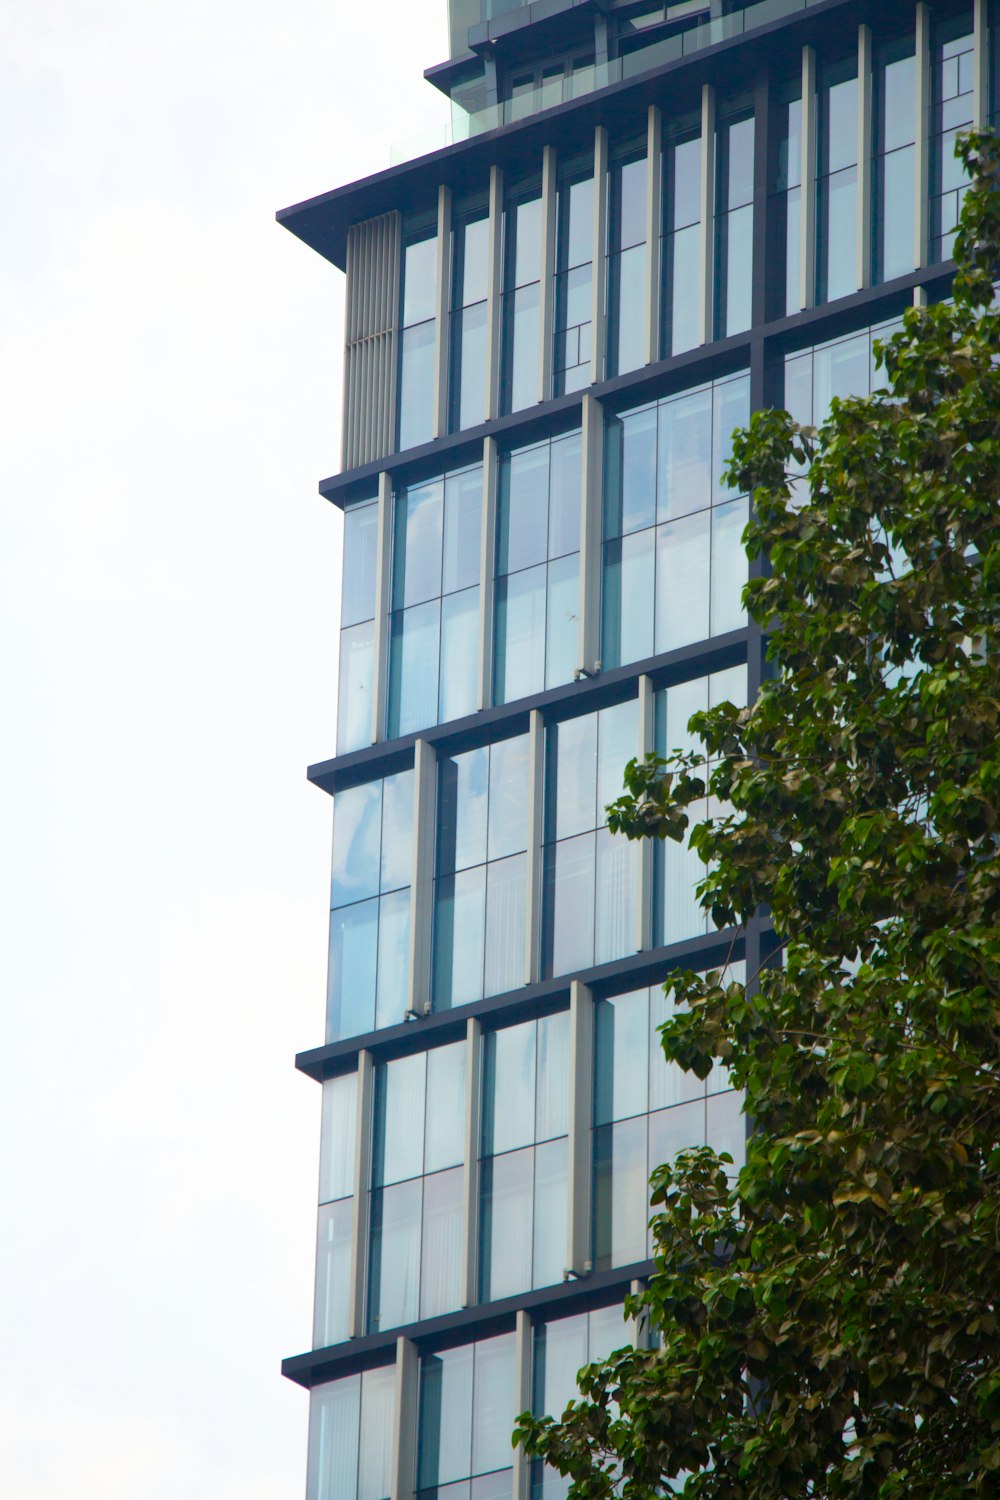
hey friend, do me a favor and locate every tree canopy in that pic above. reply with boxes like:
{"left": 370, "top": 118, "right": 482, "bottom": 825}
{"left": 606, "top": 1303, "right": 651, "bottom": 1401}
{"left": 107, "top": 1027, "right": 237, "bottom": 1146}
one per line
{"left": 515, "top": 133, "right": 1000, "bottom": 1499}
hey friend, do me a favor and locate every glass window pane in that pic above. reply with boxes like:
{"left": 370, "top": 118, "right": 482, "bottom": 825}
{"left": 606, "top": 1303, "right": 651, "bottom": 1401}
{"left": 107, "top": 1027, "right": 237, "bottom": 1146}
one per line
{"left": 719, "top": 201, "right": 753, "bottom": 335}
{"left": 710, "top": 498, "right": 749, "bottom": 637}
{"left": 548, "top": 432, "right": 582, "bottom": 558}
{"left": 388, "top": 599, "right": 441, "bottom": 738}
{"left": 594, "top": 990, "right": 648, "bottom": 1126}
{"left": 479, "top": 1147, "right": 533, "bottom": 1301}
{"left": 484, "top": 853, "right": 527, "bottom": 997}
{"left": 883, "top": 52, "right": 915, "bottom": 153}
{"left": 395, "top": 481, "right": 444, "bottom": 610}
{"left": 494, "top": 564, "right": 546, "bottom": 704}
{"left": 671, "top": 135, "right": 701, "bottom": 229}
{"left": 456, "top": 300, "right": 488, "bottom": 431}
{"left": 532, "top": 1311, "right": 588, "bottom": 1419}
{"left": 551, "top": 712, "right": 598, "bottom": 841}
{"left": 499, "top": 446, "right": 549, "bottom": 575}
{"left": 359, "top": 1365, "right": 397, "bottom": 1500}
{"left": 648, "top": 1099, "right": 706, "bottom": 1175}
{"left": 373, "top": 1051, "right": 425, "bottom": 1187}
{"left": 602, "top": 529, "right": 655, "bottom": 669}
{"left": 878, "top": 145, "right": 915, "bottom": 282}
{"left": 404, "top": 237, "right": 439, "bottom": 326}
{"left": 595, "top": 826, "right": 636, "bottom": 966}
{"left": 667, "top": 221, "right": 701, "bottom": 354}
{"left": 617, "top": 157, "right": 647, "bottom": 250}
{"left": 320, "top": 1071, "right": 358, "bottom": 1203}
{"left": 613, "top": 242, "right": 647, "bottom": 376}
{"left": 655, "top": 508, "right": 711, "bottom": 652}
{"left": 342, "top": 501, "right": 379, "bottom": 627}
{"left": 440, "top": 587, "right": 480, "bottom": 725}
{"left": 488, "top": 734, "right": 530, "bottom": 860}
{"left": 438, "top": 747, "right": 490, "bottom": 874}
{"left": 561, "top": 176, "right": 594, "bottom": 270}
{"left": 533, "top": 1137, "right": 568, "bottom": 1288}
{"left": 332, "top": 781, "right": 382, "bottom": 909}
{"left": 545, "top": 552, "right": 579, "bottom": 690}
{"left": 545, "top": 831, "right": 596, "bottom": 977}
{"left": 826, "top": 76, "right": 858, "bottom": 173}
{"left": 433, "top": 866, "right": 487, "bottom": 1009}
{"left": 462, "top": 217, "right": 490, "bottom": 306}
{"left": 443, "top": 467, "right": 483, "bottom": 594}
{"left": 368, "top": 1179, "right": 422, "bottom": 1333}
{"left": 472, "top": 1334, "right": 517, "bottom": 1476}
{"left": 536, "top": 1010, "right": 570, "bottom": 1142}
{"left": 483, "top": 1021, "right": 536, "bottom": 1155}
{"left": 307, "top": 1376, "right": 361, "bottom": 1500}
{"left": 706, "top": 1088, "right": 746, "bottom": 1176}
{"left": 656, "top": 805, "right": 707, "bottom": 946}
{"left": 658, "top": 387, "right": 712, "bottom": 521}
{"left": 425, "top": 1042, "right": 468, "bottom": 1173}
{"left": 725, "top": 115, "right": 755, "bottom": 208}
{"left": 593, "top": 1116, "right": 648, "bottom": 1270}
{"left": 419, "top": 1346, "right": 474, "bottom": 1488}
{"left": 328, "top": 898, "right": 378, "bottom": 1042}
{"left": 314, "top": 1198, "right": 354, "bottom": 1347}
{"left": 656, "top": 674, "right": 707, "bottom": 761}
{"left": 607, "top": 404, "right": 657, "bottom": 538}
{"left": 399, "top": 321, "right": 437, "bottom": 450}
{"left": 513, "top": 196, "right": 542, "bottom": 288}
{"left": 376, "top": 887, "right": 411, "bottom": 1031}
{"left": 712, "top": 376, "right": 750, "bottom": 504}
{"left": 813, "top": 330, "right": 869, "bottom": 415}
{"left": 421, "top": 1166, "right": 464, "bottom": 1319}
{"left": 597, "top": 700, "right": 636, "bottom": 819}
{"left": 381, "top": 770, "right": 414, "bottom": 895}
{"left": 507, "top": 282, "right": 540, "bottom": 413}
{"left": 649, "top": 981, "right": 706, "bottom": 1110}
{"left": 338, "top": 620, "right": 375, "bottom": 754}
{"left": 820, "top": 166, "right": 858, "bottom": 302}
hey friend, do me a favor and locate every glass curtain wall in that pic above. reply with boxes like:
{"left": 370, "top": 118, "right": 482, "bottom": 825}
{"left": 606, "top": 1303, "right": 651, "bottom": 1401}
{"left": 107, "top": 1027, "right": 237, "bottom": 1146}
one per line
{"left": 774, "top": 82, "right": 803, "bottom": 316}
{"left": 784, "top": 317, "right": 903, "bottom": 427}
{"left": 399, "top": 230, "right": 438, "bottom": 450}
{"left": 553, "top": 162, "right": 594, "bottom": 396}
{"left": 494, "top": 430, "right": 581, "bottom": 703}
{"left": 387, "top": 463, "right": 483, "bottom": 737}
{"left": 872, "top": 33, "right": 916, "bottom": 285}
{"left": 479, "top": 1012, "right": 570, "bottom": 1301}
{"left": 542, "top": 698, "right": 637, "bottom": 979}
{"left": 338, "top": 495, "right": 379, "bottom": 754}
{"left": 930, "top": 6, "right": 975, "bottom": 263}
{"left": 530, "top": 1304, "right": 630, "bottom": 1500}
{"left": 307, "top": 1364, "right": 396, "bottom": 1500}
{"left": 602, "top": 372, "right": 750, "bottom": 670}
{"left": 327, "top": 771, "right": 414, "bottom": 1042}
{"left": 661, "top": 115, "right": 702, "bottom": 355}
{"left": 607, "top": 145, "right": 647, "bottom": 377}
{"left": 314, "top": 1070, "right": 358, "bottom": 1349}
{"left": 815, "top": 59, "right": 859, "bottom": 304}
{"left": 714, "top": 105, "right": 754, "bottom": 338}
{"left": 450, "top": 209, "right": 490, "bottom": 432}
{"left": 502, "top": 187, "right": 542, "bottom": 413}
{"left": 368, "top": 1042, "right": 467, "bottom": 1332}
{"left": 433, "top": 733, "right": 530, "bottom": 1009}
{"left": 592, "top": 961, "right": 748, "bottom": 1271}
{"left": 417, "top": 1334, "right": 517, "bottom": 1500}
{"left": 653, "top": 665, "right": 748, "bottom": 946}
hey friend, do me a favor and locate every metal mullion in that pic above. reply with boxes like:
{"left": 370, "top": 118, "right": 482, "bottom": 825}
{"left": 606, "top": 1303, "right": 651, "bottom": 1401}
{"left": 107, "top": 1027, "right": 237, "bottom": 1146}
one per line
{"left": 591, "top": 125, "right": 609, "bottom": 383}
{"left": 699, "top": 84, "right": 716, "bottom": 344}
{"left": 637, "top": 675, "right": 655, "bottom": 953}
{"left": 578, "top": 391, "right": 604, "bottom": 678}
{"left": 858, "top": 24, "right": 873, "bottom": 291}
{"left": 434, "top": 185, "right": 452, "bottom": 438}
{"left": 645, "top": 105, "right": 663, "bottom": 365}
{"left": 461, "top": 1016, "right": 483, "bottom": 1307}
{"left": 512, "top": 1308, "right": 533, "bottom": 1500}
{"left": 392, "top": 1336, "right": 419, "bottom": 1500}
{"left": 371, "top": 469, "right": 393, "bottom": 744}
{"left": 800, "top": 46, "right": 817, "bottom": 311}
{"left": 525, "top": 708, "right": 546, "bottom": 985}
{"left": 566, "top": 979, "right": 595, "bottom": 1276}
{"left": 478, "top": 436, "right": 498, "bottom": 711}
{"left": 407, "top": 737, "right": 437, "bottom": 1017}
{"left": 486, "top": 165, "right": 505, "bottom": 421}
{"left": 539, "top": 146, "right": 558, "bottom": 403}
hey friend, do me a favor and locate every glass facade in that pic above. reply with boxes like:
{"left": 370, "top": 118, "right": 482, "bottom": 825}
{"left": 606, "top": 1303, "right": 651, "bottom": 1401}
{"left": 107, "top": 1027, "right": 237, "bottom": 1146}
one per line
{"left": 530, "top": 1304, "right": 630, "bottom": 1500}
{"left": 930, "top": 6, "right": 975, "bottom": 262}
{"left": 368, "top": 1042, "right": 467, "bottom": 1332}
{"left": 451, "top": 210, "right": 490, "bottom": 432}
{"left": 326, "top": 771, "right": 413, "bottom": 1042}
{"left": 662, "top": 116, "right": 702, "bottom": 354}
{"left": 494, "top": 430, "right": 581, "bottom": 704}
{"left": 815, "top": 60, "right": 859, "bottom": 304}
{"left": 315, "top": 1070, "right": 358, "bottom": 1349}
{"left": 479, "top": 1012, "right": 569, "bottom": 1301}
{"left": 434, "top": 733, "right": 530, "bottom": 1008}
{"left": 418, "top": 1334, "right": 518, "bottom": 1500}
{"left": 388, "top": 463, "right": 483, "bottom": 737}
{"left": 400, "top": 231, "right": 438, "bottom": 450}
{"left": 502, "top": 187, "right": 542, "bottom": 414}
{"left": 307, "top": 1364, "right": 396, "bottom": 1500}
{"left": 338, "top": 495, "right": 379, "bottom": 754}
{"left": 593, "top": 961, "right": 747, "bottom": 1271}
{"left": 714, "top": 107, "right": 754, "bottom": 337}
{"left": 542, "top": 699, "right": 637, "bottom": 978}
{"left": 607, "top": 146, "right": 647, "bottom": 377}
{"left": 553, "top": 164, "right": 594, "bottom": 396}
{"left": 873, "top": 34, "right": 916, "bottom": 285}
{"left": 775, "top": 83, "right": 802, "bottom": 316}
{"left": 602, "top": 372, "right": 750, "bottom": 669}
{"left": 784, "top": 317, "right": 902, "bottom": 427}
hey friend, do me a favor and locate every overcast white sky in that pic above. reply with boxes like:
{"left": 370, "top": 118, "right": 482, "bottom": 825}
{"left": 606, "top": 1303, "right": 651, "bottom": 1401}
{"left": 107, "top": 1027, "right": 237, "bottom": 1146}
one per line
{"left": 0, "top": 3, "right": 448, "bottom": 1495}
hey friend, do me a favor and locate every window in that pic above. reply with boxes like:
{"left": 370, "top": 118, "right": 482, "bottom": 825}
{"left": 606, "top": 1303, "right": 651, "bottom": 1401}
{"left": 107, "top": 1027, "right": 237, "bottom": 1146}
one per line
{"left": 314, "top": 1070, "right": 358, "bottom": 1349}
{"left": 450, "top": 211, "right": 490, "bottom": 432}
{"left": 338, "top": 496, "right": 379, "bottom": 754}
{"left": 653, "top": 665, "right": 747, "bottom": 946}
{"left": 433, "top": 733, "right": 530, "bottom": 1009}
{"left": 592, "top": 963, "right": 747, "bottom": 1271}
{"left": 602, "top": 373, "right": 750, "bottom": 669}
{"left": 494, "top": 430, "right": 581, "bottom": 703}
{"left": 387, "top": 463, "right": 482, "bottom": 738}
{"left": 607, "top": 148, "right": 648, "bottom": 377}
{"left": 553, "top": 165, "right": 594, "bottom": 396}
{"left": 714, "top": 107, "right": 754, "bottom": 337}
{"left": 930, "top": 7, "right": 975, "bottom": 263}
{"left": 417, "top": 1334, "right": 517, "bottom": 1500}
{"left": 400, "top": 231, "right": 438, "bottom": 450}
{"left": 307, "top": 1365, "right": 396, "bottom": 1500}
{"left": 479, "top": 1013, "right": 569, "bottom": 1301}
{"left": 774, "top": 82, "right": 803, "bottom": 316}
{"left": 326, "top": 771, "right": 414, "bottom": 1042}
{"left": 783, "top": 317, "right": 903, "bottom": 428}
{"left": 873, "top": 34, "right": 916, "bottom": 285}
{"left": 530, "top": 1304, "right": 629, "bottom": 1500}
{"left": 368, "top": 1042, "right": 467, "bottom": 1332}
{"left": 542, "top": 698, "right": 638, "bottom": 978}
{"left": 661, "top": 116, "right": 702, "bottom": 354}
{"left": 501, "top": 189, "right": 542, "bottom": 413}
{"left": 815, "top": 60, "right": 858, "bottom": 304}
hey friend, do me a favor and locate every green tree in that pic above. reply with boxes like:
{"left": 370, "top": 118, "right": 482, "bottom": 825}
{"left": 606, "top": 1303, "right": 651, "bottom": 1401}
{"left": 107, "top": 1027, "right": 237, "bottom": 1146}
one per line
{"left": 515, "top": 134, "right": 1000, "bottom": 1499}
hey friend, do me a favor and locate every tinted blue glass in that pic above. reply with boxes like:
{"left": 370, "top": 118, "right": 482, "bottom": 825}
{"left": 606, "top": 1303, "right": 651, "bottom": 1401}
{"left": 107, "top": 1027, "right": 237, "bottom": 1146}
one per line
{"left": 440, "top": 587, "right": 479, "bottom": 723}
{"left": 358, "top": 1366, "right": 396, "bottom": 1500}
{"left": 655, "top": 508, "right": 711, "bottom": 652}
{"left": 331, "top": 780, "right": 382, "bottom": 909}
{"left": 725, "top": 115, "right": 755, "bottom": 209}
{"left": 548, "top": 433, "right": 581, "bottom": 558}
{"left": 320, "top": 1071, "right": 358, "bottom": 1204}
{"left": 400, "top": 321, "right": 437, "bottom": 450}
{"left": 612, "top": 243, "right": 646, "bottom": 375}
{"left": 551, "top": 712, "right": 597, "bottom": 840}
{"left": 438, "top": 746, "right": 489, "bottom": 874}
{"left": 532, "top": 1310, "right": 587, "bottom": 1419}
{"left": 536, "top": 1010, "right": 570, "bottom": 1142}
{"left": 825, "top": 75, "right": 858, "bottom": 173}
{"left": 594, "top": 990, "right": 648, "bottom": 1126}
{"left": 597, "top": 699, "right": 637, "bottom": 815}
{"left": 879, "top": 145, "right": 916, "bottom": 282}
{"left": 507, "top": 282, "right": 540, "bottom": 412}
{"left": 593, "top": 1116, "right": 647, "bottom": 1269}
{"left": 533, "top": 1137, "right": 568, "bottom": 1288}
{"left": 395, "top": 481, "right": 444, "bottom": 609}
{"left": 380, "top": 770, "right": 414, "bottom": 894}
{"left": 712, "top": 377, "right": 750, "bottom": 503}
{"left": 471, "top": 1334, "right": 517, "bottom": 1475}
{"left": 421, "top": 1166, "right": 464, "bottom": 1318}
{"left": 648, "top": 1100, "right": 706, "bottom": 1182}
{"left": 307, "top": 1375, "right": 360, "bottom": 1500}
{"left": 606, "top": 404, "right": 656, "bottom": 538}
{"left": 483, "top": 853, "right": 526, "bottom": 997}
{"left": 315, "top": 1198, "right": 354, "bottom": 1347}
{"left": 479, "top": 1147, "right": 533, "bottom": 1301}
{"left": 668, "top": 221, "right": 701, "bottom": 354}
{"left": 433, "top": 866, "right": 486, "bottom": 1008}
{"left": 658, "top": 387, "right": 712, "bottom": 520}
{"left": 456, "top": 301, "right": 488, "bottom": 430}
{"left": 719, "top": 200, "right": 753, "bottom": 334}
{"left": 376, "top": 888, "right": 411, "bottom": 1030}
{"left": 595, "top": 825, "right": 636, "bottom": 966}
{"left": 513, "top": 196, "right": 542, "bottom": 287}
{"left": 545, "top": 553, "right": 579, "bottom": 689}
{"left": 443, "top": 468, "right": 482, "bottom": 594}
{"left": 602, "top": 529, "right": 655, "bottom": 668}
{"left": 404, "top": 236, "right": 438, "bottom": 326}
{"left": 671, "top": 134, "right": 701, "bottom": 228}
{"left": 368, "top": 1179, "right": 421, "bottom": 1332}
{"left": 483, "top": 1021, "right": 536, "bottom": 1155}
{"left": 882, "top": 51, "right": 915, "bottom": 153}
{"left": 328, "top": 898, "right": 378, "bottom": 1040}
{"left": 820, "top": 167, "right": 857, "bottom": 302}
{"left": 487, "top": 734, "right": 529, "bottom": 860}
{"left": 338, "top": 621, "right": 374, "bottom": 754}
{"left": 498, "top": 445, "right": 548, "bottom": 574}
{"left": 649, "top": 979, "right": 705, "bottom": 1111}
{"left": 706, "top": 1088, "right": 746, "bottom": 1175}
{"left": 342, "top": 501, "right": 379, "bottom": 627}
{"left": 545, "top": 831, "right": 596, "bottom": 977}
{"left": 616, "top": 157, "right": 646, "bottom": 250}
{"left": 494, "top": 564, "right": 546, "bottom": 703}
{"left": 419, "top": 1345, "right": 474, "bottom": 1488}
{"left": 388, "top": 599, "right": 440, "bottom": 737}
{"left": 372, "top": 1051, "right": 424, "bottom": 1187}
{"left": 462, "top": 217, "right": 490, "bottom": 306}
{"left": 560, "top": 176, "right": 593, "bottom": 270}
{"left": 425, "top": 1043, "right": 467, "bottom": 1173}
{"left": 710, "top": 498, "right": 749, "bottom": 636}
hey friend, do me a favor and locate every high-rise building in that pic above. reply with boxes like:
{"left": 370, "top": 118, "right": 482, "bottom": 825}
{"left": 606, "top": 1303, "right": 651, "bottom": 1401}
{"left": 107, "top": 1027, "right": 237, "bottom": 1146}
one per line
{"left": 277, "top": 1, "right": 991, "bottom": 1496}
